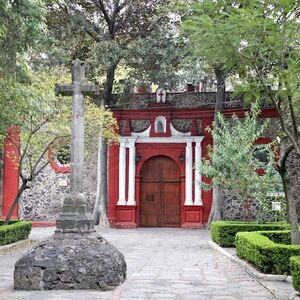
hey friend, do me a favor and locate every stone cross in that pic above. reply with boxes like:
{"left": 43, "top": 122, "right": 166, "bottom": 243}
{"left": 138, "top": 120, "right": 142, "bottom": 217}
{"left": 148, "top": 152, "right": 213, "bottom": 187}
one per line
{"left": 55, "top": 59, "right": 100, "bottom": 233}
{"left": 156, "top": 88, "right": 166, "bottom": 103}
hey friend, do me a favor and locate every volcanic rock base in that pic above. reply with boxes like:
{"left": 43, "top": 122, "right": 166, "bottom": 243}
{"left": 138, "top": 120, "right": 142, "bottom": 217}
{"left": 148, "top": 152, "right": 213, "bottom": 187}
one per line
{"left": 14, "top": 233, "right": 126, "bottom": 290}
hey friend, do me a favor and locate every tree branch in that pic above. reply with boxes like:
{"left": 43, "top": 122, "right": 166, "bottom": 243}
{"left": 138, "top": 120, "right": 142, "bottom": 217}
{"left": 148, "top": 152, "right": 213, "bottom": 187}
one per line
{"left": 97, "top": 0, "right": 113, "bottom": 35}
{"left": 31, "top": 135, "right": 68, "bottom": 176}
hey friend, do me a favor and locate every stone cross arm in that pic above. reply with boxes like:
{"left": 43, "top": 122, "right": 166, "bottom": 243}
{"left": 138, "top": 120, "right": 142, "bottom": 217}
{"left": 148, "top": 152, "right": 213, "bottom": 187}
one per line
{"left": 55, "top": 83, "right": 100, "bottom": 97}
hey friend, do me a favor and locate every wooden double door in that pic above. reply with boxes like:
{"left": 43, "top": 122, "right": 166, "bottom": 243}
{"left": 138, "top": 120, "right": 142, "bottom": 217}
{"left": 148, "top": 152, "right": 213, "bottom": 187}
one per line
{"left": 140, "top": 156, "right": 181, "bottom": 227}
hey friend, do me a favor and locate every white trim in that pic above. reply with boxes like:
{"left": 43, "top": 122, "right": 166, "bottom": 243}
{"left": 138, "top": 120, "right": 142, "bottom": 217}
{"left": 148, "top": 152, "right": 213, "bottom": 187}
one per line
{"left": 170, "top": 123, "right": 191, "bottom": 137}
{"left": 194, "top": 141, "right": 203, "bottom": 206}
{"left": 185, "top": 141, "right": 193, "bottom": 205}
{"left": 117, "top": 142, "right": 127, "bottom": 205}
{"left": 133, "top": 136, "right": 203, "bottom": 144}
{"left": 131, "top": 126, "right": 151, "bottom": 137}
{"left": 127, "top": 141, "right": 136, "bottom": 205}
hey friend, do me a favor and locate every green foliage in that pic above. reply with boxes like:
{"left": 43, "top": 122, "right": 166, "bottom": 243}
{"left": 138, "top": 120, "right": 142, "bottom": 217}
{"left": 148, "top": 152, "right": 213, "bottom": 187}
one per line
{"left": 211, "top": 221, "right": 290, "bottom": 247}
{"left": 199, "top": 101, "right": 280, "bottom": 217}
{"left": 84, "top": 100, "right": 119, "bottom": 145}
{"left": 56, "top": 144, "right": 71, "bottom": 165}
{"left": 181, "top": 0, "right": 299, "bottom": 240}
{"left": 126, "top": 25, "right": 182, "bottom": 89}
{"left": 290, "top": 256, "right": 300, "bottom": 292}
{"left": 0, "top": 221, "right": 32, "bottom": 245}
{"left": 180, "top": 0, "right": 240, "bottom": 80}
{"left": 236, "top": 230, "right": 300, "bottom": 274}
{"left": 45, "top": 1, "right": 182, "bottom": 90}
{"left": 0, "top": 0, "right": 44, "bottom": 78}
{"left": 1, "top": 67, "right": 119, "bottom": 224}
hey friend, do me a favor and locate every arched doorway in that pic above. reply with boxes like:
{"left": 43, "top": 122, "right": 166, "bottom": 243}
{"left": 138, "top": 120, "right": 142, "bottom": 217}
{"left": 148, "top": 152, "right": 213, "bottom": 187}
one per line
{"left": 139, "top": 156, "right": 181, "bottom": 227}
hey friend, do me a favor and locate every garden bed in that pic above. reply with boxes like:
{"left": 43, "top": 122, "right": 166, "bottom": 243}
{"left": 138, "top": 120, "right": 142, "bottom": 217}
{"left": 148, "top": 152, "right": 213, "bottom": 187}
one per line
{"left": 211, "top": 221, "right": 290, "bottom": 247}
{"left": 0, "top": 221, "right": 32, "bottom": 246}
{"left": 236, "top": 230, "right": 300, "bottom": 275}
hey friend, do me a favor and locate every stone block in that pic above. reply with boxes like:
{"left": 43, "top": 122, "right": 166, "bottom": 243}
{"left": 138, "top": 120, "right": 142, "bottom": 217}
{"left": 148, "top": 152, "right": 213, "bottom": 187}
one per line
{"left": 14, "top": 233, "right": 126, "bottom": 290}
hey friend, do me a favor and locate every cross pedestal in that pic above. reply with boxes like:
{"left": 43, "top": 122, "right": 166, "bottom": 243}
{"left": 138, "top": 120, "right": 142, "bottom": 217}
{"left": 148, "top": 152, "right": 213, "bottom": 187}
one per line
{"left": 54, "top": 59, "right": 100, "bottom": 234}
{"left": 14, "top": 59, "right": 126, "bottom": 291}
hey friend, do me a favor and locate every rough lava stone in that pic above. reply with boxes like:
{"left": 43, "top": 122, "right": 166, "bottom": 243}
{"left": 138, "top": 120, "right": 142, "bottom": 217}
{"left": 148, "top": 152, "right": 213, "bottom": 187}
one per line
{"left": 14, "top": 233, "right": 126, "bottom": 290}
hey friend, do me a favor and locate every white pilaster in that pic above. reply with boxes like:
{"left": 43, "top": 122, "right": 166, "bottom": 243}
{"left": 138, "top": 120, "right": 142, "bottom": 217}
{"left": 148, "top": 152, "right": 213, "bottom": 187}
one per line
{"left": 117, "top": 141, "right": 126, "bottom": 205}
{"left": 194, "top": 141, "right": 203, "bottom": 205}
{"left": 127, "top": 140, "right": 136, "bottom": 205}
{"left": 185, "top": 140, "right": 193, "bottom": 205}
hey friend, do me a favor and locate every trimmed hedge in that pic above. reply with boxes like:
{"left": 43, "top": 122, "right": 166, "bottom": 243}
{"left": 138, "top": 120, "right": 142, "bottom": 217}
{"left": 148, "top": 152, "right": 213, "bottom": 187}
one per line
{"left": 236, "top": 230, "right": 300, "bottom": 274}
{"left": 211, "top": 221, "right": 290, "bottom": 247}
{"left": 290, "top": 256, "right": 300, "bottom": 292}
{"left": 0, "top": 221, "right": 32, "bottom": 246}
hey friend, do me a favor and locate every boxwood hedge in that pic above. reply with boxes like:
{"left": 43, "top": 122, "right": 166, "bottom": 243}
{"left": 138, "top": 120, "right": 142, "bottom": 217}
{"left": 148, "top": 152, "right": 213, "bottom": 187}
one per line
{"left": 290, "top": 256, "right": 300, "bottom": 292}
{"left": 0, "top": 221, "right": 32, "bottom": 246}
{"left": 236, "top": 230, "right": 300, "bottom": 274}
{"left": 211, "top": 221, "right": 290, "bottom": 247}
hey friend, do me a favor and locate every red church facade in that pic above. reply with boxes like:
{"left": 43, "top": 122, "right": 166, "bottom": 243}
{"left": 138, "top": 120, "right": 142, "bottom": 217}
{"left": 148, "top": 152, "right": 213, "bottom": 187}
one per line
{"left": 0, "top": 92, "right": 277, "bottom": 226}
{"left": 107, "top": 92, "right": 277, "bottom": 228}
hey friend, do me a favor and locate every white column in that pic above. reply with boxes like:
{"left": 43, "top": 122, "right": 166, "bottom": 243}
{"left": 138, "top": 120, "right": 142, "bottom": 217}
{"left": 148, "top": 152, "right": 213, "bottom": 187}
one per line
{"left": 194, "top": 141, "right": 203, "bottom": 205}
{"left": 185, "top": 141, "right": 193, "bottom": 205}
{"left": 117, "top": 141, "right": 126, "bottom": 205}
{"left": 127, "top": 140, "right": 136, "bottom": 205}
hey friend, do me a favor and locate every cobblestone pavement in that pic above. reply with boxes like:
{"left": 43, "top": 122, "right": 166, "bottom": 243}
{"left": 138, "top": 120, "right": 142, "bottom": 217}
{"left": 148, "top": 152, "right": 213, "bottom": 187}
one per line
{"left": 0, "top": 227, "right": 294, "bottom": 300}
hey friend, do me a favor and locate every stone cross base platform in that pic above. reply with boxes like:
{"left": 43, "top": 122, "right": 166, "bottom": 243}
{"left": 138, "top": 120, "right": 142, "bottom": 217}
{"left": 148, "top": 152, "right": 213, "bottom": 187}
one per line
{"left": 14, "top": 233, "right": 126, "bottom": 290}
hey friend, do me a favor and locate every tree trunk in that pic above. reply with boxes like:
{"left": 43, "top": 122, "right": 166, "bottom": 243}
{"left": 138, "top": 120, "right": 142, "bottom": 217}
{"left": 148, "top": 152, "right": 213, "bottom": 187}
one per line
{"left": 4, "top": 180, "right": 28, "bottom": 225}
{"left": 94, "top": 62, "right": 116, "bottom": 227}
{"left": 207, "top": 67, "right": 226, "bottom": 228}
{"left": 281, "top": 169, "right": 300, "bottom": 244}
{"left": 0, "top": 149, "right": 3, "bottom": 216}
{"left": 104, "top": 64, "right": 117, "bottom": 106}
{"left": 93, "top": 135, "right": 109, "bottom": 227}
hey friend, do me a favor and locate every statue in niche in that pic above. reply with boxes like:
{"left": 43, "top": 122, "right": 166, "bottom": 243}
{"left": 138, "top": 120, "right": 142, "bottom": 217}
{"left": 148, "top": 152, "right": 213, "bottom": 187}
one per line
{"left": 154, "top": 116, "right": 166, "bottom": 133}
{"left": 157, "top": 120, "right": 164, "bottom": 132}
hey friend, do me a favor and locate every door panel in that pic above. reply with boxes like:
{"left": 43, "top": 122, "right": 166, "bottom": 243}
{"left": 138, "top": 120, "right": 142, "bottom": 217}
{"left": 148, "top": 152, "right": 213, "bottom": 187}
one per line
{"left": 140, "top": 182, "right": 161, "bottom": 227}
{"left": 162, "top": 182, "right": 181, "bottom": 226}
{"left": 140, "top": 156, "right": 181, "bottom": 227}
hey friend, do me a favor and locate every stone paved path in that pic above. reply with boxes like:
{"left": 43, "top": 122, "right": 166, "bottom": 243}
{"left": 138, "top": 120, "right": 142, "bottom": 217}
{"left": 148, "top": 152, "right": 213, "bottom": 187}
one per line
{"left": 0, "top": 227, "right": 294, "bottom": 300}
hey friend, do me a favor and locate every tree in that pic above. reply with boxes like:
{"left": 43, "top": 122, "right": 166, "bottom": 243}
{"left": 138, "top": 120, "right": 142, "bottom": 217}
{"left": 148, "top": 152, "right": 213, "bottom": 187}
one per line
{"left": 0, "top": 0, "right": 43, "bottom": 78}
{"left": 45, "top": 0, "right": 177, "bottom": 226}
{"left": 183, "top": 0, "right": 300, "bottom": 244}
{"left": 180, "top": 0, "right": 241, "bottom": 225}
{"left": 3, "top": 70, "right": 118, "bottom": 224}
{"left": 0, "top": 0, "right": 45, "bottom": 136}
{"left": 200, "top": 102, "right": 277, "bottom": 221}
{"left": 125, "top": 24, "right": 183, "bottom": 90}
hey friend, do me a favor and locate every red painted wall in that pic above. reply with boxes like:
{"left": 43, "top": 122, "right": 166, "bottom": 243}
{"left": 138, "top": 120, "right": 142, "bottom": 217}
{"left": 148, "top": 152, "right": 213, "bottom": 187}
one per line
{"left": 107, "top": 105, "right": 278, "bottom": 228}
{"left": 2, "top": 126, "right": 20, "bottom": 218}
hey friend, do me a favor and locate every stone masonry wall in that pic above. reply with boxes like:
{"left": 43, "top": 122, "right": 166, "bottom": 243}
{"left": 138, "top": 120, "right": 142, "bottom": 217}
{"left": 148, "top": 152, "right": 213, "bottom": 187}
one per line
{"left": 19, "top": 143, "right": 98, "bottom": 221}
{"left": 222, "top": 117, "right": 281, "bottom": 221}
{"left": 222, "top": 118, "right": 300, "bottom": 222}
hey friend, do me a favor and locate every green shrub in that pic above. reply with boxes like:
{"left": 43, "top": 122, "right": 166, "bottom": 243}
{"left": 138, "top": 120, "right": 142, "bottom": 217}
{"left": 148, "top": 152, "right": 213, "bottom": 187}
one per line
{"left": 0, "top": 220, "right": 18, "bottom": 225}
{"left": 0, "top": 221, "right": 32, "bottom": 246}
{"left": 236, "top": 230, "right": 300, "bottom": 274}
{"left": 290, "top": 256, "right": 300, "bottom": 292}
{"left": 211, "top": 221, "right": 290, "bottom": 247}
